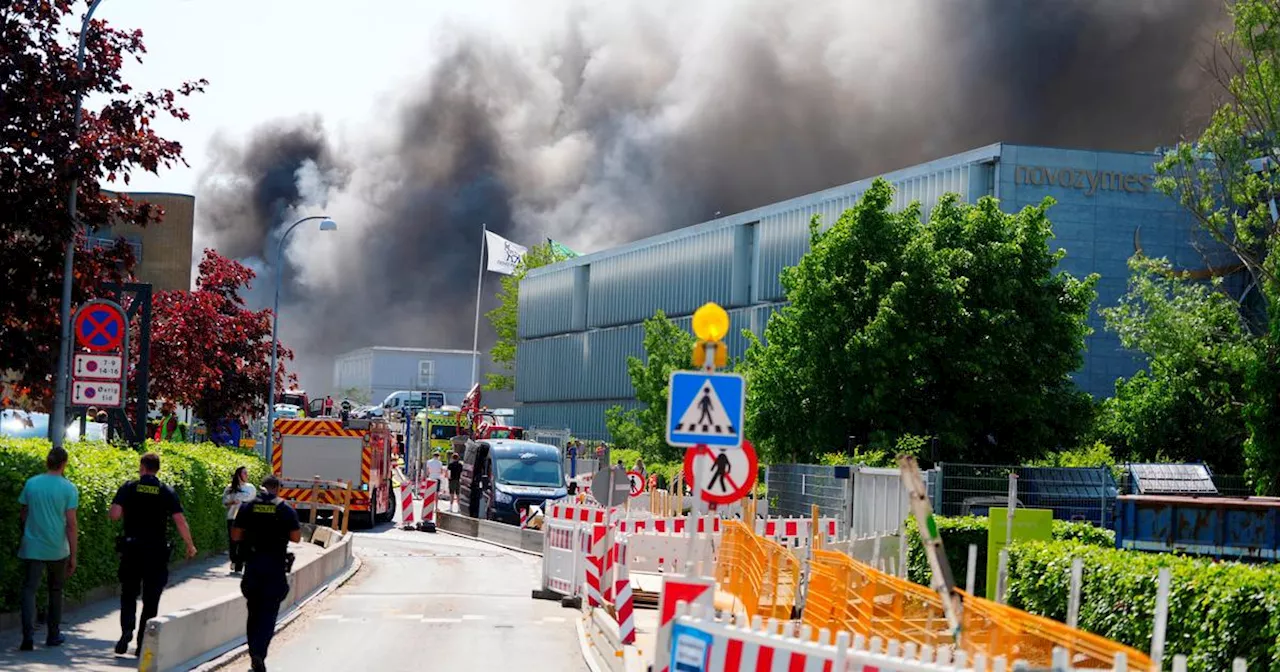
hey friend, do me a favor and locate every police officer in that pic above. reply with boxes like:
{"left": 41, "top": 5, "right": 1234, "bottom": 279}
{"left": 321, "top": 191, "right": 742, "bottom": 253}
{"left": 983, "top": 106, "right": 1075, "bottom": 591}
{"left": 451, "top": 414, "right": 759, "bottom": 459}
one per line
{"left": 232, "top": 476, "right": 300, "bottom": 672}
{"left": 109, "top": 452, "right": 197, "bottom": 656}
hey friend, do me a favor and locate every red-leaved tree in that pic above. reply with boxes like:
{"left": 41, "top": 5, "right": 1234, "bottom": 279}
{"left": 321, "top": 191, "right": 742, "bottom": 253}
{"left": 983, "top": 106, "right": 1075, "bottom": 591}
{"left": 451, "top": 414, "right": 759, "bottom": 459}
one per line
{"left": 0, "top": 1, "right": 205, "bottom": 406}
{"left": 144, "top": 250, "right": 293, "bottom": 424}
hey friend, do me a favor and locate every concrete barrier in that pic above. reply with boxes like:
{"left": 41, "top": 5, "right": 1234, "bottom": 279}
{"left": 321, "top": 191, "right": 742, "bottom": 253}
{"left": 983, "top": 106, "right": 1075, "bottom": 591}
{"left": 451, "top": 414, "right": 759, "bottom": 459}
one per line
{"left": 438, "top": 511, "right": 480, "bottom": 537}
{"left": 138, "top": 532, "right": 355, "bottom": 672}
{"left": 441, "top": 512, "right": 546, "bottom": 554}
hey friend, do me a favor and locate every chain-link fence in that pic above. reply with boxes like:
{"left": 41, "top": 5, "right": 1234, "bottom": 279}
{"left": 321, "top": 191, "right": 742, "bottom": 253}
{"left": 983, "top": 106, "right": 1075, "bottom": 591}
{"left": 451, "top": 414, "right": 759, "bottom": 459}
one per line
{"left": 766, "top": 464, "right": 851, "bottom": 529}
{"left": 1212, "top": 473, "right": 1255, "bottom": 497}
{"left": 932, "top": 463, "right": 1118, "bottom": 526}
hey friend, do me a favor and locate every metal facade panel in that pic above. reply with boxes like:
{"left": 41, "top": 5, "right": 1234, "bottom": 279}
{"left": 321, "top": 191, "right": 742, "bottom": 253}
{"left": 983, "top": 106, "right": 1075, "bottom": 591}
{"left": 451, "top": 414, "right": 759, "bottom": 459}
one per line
{"left": 518, "top": 269, "right": 576, "bottom": 338}
{"left": 587, "top": 227, "right": 736, "bottom": 328}
{"left": 515, "top": 332, "right": 586, "bottom": 403}
{"left": 516, "top": 400, "right": 641, "bottom": 441}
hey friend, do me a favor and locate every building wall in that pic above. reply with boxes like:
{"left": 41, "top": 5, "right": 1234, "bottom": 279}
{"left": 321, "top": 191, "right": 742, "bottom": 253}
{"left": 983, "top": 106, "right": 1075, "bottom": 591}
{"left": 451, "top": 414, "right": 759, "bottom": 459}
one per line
{"left": 333, "top": 348, "right": 479, "bottom": 407}
{"left": 515, "top": 143, "right": 1223, "bottom": 441}
{"left": 99, "top": 191, "right": 196, "bottom": 292}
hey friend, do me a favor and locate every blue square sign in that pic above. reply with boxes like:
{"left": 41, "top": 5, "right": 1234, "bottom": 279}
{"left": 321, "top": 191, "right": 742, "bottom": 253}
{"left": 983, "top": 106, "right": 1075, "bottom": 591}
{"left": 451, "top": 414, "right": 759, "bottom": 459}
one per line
{"left": 666, "top": 371, "right": 745, "bottom": 449}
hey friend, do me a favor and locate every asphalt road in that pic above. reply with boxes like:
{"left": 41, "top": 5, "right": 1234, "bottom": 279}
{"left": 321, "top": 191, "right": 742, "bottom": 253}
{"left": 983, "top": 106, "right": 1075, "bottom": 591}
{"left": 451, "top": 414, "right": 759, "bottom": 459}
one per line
{"left": 216, "top": 524, "right": 589, "bottom": 672}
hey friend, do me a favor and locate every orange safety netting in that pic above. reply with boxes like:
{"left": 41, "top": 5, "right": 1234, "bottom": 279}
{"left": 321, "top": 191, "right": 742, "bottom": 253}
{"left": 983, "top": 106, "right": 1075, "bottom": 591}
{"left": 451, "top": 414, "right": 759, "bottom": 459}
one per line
{"left": 800, "top": 548, "right": 1151, "bottom": 669}
{"left": 715, "top": 520, "right": 800, "bottom": 620}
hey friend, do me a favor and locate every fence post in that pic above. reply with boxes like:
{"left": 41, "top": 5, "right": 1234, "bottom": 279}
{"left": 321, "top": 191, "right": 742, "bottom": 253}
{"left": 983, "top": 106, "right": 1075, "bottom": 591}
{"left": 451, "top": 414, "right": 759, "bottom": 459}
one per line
{"left": 1067, "top": 557, "right": 1083, "bottom": 628}
{"left": 330, "top": 484, "right": 340, "bottom": 531}
{"left": 995, "top": 549, "right": 1010, "bottom": 605}
{"left": 965, "top": 543, "right": 978, "bottom": 594}
{"left": 1150, "top": 567, "right": 1171, "bottom": 670}
{"left": 310, "top": 475, "right": 320, "bottom": 525}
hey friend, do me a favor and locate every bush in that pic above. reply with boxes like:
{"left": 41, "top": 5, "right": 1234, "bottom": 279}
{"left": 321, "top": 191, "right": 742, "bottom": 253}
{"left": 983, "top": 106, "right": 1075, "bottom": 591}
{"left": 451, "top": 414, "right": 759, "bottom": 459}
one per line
{"left": 905, "top": 515, "right": 1113, "bottom": 596}
{"left": 0, "top": 438, "right": 269, "bottom": 613}
{"left": 1007, "top": 540, "right": 1280, "bottom": 671}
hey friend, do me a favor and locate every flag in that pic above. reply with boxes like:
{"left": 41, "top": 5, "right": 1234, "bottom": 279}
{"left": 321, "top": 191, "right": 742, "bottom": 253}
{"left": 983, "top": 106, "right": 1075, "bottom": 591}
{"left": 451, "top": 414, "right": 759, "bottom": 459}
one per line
{"left": 484, "top": 230, "right": 528, "bottom": 275}
{"left": 548, "top": 238, "right": 581, "bottom": 258}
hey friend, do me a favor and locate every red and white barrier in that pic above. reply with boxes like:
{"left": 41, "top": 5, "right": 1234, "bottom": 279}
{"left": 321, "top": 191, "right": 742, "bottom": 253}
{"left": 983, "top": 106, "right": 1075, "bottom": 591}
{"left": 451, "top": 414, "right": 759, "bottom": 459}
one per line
{"left": 584, "top": 523, "right": 607, "bottom": 608}
{"left": 615, "top": 539, "right": 635, "bottom": 645}
{"left": 756, "top": 517, "right": 840, "bottom": 546}
{"left": 617, "top": 516, "right": 722, "bottom": 535}
{"left": 547, "top": 502, "right": 607, "bottom": 524}
{"left": 399, "top": 483, "right": 415, "bottom": 529}
{"left": 420, "top": 478, "right": 438, "bottom": 525}
{"left": 537, "top": 518, "right": 589, "bottom": 599}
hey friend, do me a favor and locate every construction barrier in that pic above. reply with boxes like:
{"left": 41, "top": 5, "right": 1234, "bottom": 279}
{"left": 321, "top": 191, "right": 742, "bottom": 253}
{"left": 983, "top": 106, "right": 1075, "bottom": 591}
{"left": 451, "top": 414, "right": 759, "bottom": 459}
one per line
{"left": 420, "top": 478, "right": 439, "bottom": 527}
{"left": 713, "top": 520, "right": 800, "bottom": 621}
{"left": 755, "top": 516, "right": 840, "bottom": 547}
{"left": 278, "top": 477, "right": 356, "bottom": 534}
{"left": 535, "top": 518, "right": 592, "bottom": 602}
{"left": 399, "top": 482, "right": 415, "bottom": 529}
{"left": 614, "top": 537, "right": 635, "bottom": 644}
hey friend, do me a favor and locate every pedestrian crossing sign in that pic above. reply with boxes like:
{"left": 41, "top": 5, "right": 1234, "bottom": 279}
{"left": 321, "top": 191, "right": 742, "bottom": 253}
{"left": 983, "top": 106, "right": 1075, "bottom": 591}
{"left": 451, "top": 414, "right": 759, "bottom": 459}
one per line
{"left": 666, "top": 371, "right": 745, "bottom": 449}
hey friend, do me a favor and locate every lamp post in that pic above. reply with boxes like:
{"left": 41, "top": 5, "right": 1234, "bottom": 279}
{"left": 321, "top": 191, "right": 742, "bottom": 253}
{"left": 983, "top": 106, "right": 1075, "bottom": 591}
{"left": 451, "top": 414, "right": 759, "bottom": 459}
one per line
{"left": 51, "top": 0, "right": 109, "bottom": 448}
{"left": 264, "top": 216, "right": 337, "bottom": 460}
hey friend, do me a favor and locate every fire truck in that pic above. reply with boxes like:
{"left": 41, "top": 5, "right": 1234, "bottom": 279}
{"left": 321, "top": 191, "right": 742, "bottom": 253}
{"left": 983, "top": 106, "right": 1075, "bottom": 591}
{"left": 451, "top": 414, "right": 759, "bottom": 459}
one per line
{"left": 272, "top": 416, "right": 394, "bottom": 528}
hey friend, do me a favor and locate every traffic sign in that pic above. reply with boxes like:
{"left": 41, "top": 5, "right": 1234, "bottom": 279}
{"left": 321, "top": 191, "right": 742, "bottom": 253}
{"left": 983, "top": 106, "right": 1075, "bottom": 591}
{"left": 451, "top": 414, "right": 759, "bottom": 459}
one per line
{"left": 73, "top": 300, "right": 126, "bottom": 352}
{"left": 72, "top": 380, "right": 123, "bottom": 407}
{"left": 627, "top": 470, "right": 645, "bottom": 498}
{"left": 654, "top": 574, "right": 715, "bottom": 672}
{"left": 589, "top": 464, "right": 630, "bottom": 507}
{"left": 666, "top": 370, "right": 745, "bottom": 449}
{"left": 682, "top": 440, "right": 757, "bottom": 505}
{"left": 73, "top": 354, "right": 123, "bottom": 380}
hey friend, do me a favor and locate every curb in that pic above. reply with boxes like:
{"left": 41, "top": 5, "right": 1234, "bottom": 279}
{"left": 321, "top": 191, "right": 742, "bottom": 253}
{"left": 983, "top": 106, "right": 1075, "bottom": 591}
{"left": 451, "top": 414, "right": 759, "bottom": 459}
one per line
{"left": 576, "top": 613, "right": 608, "bottom": 672}
{"left": 189, "top": 554, "right": 364, "bottom": 672}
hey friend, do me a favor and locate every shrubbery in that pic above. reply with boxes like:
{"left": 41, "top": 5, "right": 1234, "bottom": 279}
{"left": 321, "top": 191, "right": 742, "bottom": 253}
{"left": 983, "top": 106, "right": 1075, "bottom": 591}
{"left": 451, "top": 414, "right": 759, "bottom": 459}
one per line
{"left": 1007, "top": 540, "right": 1280, "bottom": 671}
{"left": 0, "top": 438, "right": 268, "bottom": 613}
{"left": 904, "top": 515, "right": 1113, "bottom": 596}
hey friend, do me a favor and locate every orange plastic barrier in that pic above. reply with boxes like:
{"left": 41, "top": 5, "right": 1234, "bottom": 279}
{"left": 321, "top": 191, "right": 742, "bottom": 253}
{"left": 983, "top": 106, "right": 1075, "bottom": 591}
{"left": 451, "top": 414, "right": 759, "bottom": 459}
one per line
{"left": 800, "top": 547, "right": 1151, "bottom": 669}
{"left": 715, "top": 520, "right": 800, "bottom": 620}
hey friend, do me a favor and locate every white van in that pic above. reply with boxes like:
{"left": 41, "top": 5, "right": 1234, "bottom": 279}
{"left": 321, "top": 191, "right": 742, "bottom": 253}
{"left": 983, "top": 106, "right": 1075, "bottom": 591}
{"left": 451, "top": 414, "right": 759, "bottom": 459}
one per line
{"left": 381, "top": 390, "right": 446, "bottom": 414}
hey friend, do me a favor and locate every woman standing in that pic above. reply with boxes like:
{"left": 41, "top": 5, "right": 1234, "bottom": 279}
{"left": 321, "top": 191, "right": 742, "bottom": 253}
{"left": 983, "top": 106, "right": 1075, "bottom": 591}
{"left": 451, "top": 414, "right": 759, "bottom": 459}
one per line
{"left": 221, "top": 466, "right": 256, "bottom": 573}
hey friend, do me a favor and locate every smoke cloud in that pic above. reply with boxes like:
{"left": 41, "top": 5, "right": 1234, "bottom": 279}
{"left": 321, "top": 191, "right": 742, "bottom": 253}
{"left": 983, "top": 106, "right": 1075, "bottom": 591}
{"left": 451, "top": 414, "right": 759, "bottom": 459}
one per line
{"left": 193, "top": 0, "right": 1224, "bottom": 393}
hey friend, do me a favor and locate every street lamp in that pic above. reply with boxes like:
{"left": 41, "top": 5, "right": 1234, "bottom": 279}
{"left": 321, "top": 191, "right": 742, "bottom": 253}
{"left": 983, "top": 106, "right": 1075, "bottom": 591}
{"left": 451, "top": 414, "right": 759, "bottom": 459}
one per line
{"left": 51, "top": 0, "right": 110, "bottom": 448}
{"left": 264, "top": 216, "right": 337, "bottom": 460}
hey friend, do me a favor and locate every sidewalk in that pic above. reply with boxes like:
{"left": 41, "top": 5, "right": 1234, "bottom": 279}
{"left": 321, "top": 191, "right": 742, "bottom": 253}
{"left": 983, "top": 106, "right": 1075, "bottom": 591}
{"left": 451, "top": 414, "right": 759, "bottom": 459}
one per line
{"left": 0, "top": 543, "right": 321, "bottom": 671}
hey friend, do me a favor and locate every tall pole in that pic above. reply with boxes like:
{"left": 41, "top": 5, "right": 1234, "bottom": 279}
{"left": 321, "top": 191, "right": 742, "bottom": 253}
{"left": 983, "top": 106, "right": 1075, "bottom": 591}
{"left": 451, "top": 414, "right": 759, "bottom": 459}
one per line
{"left": 264, "top": 215, "right": 332, "bottom": 461}
{"left": 51, "top": 0, "right": 109, "bottom": 449}
{"left": 470, "top": 223, "right": 486, "bottom": 386}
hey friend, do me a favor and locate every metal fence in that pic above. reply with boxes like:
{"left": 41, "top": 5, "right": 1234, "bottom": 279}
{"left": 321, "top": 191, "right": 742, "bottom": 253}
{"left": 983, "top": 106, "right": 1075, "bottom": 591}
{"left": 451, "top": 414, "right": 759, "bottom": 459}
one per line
{"left": 767, "top": 464, "right": 852, "bottom": 529}
{"left": 932, "top": 463, "right": 1118, "bottom": 527}
{"left": 1212, "top": 473, "right": 1255, "bottom": 497}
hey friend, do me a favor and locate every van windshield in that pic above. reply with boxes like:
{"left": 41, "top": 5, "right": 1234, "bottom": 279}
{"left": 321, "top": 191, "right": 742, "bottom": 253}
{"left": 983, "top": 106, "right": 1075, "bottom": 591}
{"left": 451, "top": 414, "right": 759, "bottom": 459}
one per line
{"left": 494, "top": 457, "right": 563, "bottom": 488}
{"left": 431, "top": 423, "right": 459, "bottom": 440}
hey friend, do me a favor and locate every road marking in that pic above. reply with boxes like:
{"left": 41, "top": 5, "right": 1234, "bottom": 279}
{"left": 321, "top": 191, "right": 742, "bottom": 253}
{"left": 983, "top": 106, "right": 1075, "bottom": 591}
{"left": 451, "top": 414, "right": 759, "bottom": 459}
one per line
{"left": 395, "top": 614, "right": 423, "bottom": 620}
{"left": 315, "top": 614, "right": 342, "bottom": 621}
{"left": 461, "top": 614, "right": 487, "bottom": 621}
{"left": 421, "top": 617, "right": 463, "bottom": 624}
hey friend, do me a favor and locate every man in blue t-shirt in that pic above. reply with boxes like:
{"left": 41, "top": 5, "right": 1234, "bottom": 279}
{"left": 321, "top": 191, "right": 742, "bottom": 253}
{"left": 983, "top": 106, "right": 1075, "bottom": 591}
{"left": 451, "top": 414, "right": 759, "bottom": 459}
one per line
{"left": 16, "top": 447, "right": 79, "bottom": 651}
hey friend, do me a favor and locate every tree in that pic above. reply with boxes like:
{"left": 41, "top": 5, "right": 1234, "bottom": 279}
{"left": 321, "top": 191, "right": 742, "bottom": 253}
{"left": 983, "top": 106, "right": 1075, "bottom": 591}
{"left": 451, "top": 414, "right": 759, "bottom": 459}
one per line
{"left": 485, "top": 242, "right": 574, "bottom": 391}
{"left": 0, "top": 1, "right": 205, "bottom": 406}
{"left": 604, "top": 310, "right": 695, "bottom": 463}
{"left": 1096, "top": 257, "right": 1252, "bottom": 473}
{"left": 143, "top": 251, "right": 292, "bottom": 424}
{"left": 1151, "top": 0, "right": 1280, "bottom": 492}
{"left": 743, "top": 179, "right": 1097, "bottom": 464}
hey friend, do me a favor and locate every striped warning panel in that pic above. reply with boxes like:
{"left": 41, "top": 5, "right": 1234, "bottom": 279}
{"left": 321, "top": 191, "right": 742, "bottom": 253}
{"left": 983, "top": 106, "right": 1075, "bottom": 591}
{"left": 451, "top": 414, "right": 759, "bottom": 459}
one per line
{"left": 271, "top": 442, "right": 283, "bottom": 476}
{"left": 361, "top": 444, "right": 372, "bottom": 486}
{"left": 274, "top": 418, "right": 364, "bottom": 437}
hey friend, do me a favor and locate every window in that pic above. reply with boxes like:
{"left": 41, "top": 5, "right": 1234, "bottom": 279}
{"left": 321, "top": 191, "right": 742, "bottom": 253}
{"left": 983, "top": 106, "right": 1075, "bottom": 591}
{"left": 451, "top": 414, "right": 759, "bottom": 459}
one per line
{"left": 417, "top": 360, "right": 435, "bottom": 388}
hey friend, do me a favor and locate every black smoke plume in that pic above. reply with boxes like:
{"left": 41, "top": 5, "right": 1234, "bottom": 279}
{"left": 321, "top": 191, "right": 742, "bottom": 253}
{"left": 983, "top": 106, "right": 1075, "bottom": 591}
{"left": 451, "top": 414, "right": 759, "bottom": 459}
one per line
{"left": 193, "top": 0, "right": 1225, "bottom": 394}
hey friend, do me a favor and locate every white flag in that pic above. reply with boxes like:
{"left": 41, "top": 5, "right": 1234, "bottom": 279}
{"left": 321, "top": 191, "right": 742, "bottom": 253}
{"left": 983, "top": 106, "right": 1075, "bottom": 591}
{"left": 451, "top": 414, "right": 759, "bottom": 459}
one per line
{"left": 484, "top": 230, "right": 528, "bottom": 275}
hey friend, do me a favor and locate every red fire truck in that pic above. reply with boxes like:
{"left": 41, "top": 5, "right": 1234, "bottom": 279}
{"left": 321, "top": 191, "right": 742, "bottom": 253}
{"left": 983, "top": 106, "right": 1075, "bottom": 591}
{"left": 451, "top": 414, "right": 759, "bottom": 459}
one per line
{"left": 272, "top": 416, "right": 394, "bottom": 527}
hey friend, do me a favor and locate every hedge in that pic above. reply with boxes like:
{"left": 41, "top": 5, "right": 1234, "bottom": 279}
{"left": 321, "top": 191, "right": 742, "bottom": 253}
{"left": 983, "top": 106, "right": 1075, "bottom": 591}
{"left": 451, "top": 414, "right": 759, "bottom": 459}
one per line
{"left": 1007, "top": 540, "right": 1280, "bottom": 671}
{"left": 0, "top": 438, "right": 269, "bottom": 613}
{"left": 905, "top": 515, "right": 1114, "bottom": 596}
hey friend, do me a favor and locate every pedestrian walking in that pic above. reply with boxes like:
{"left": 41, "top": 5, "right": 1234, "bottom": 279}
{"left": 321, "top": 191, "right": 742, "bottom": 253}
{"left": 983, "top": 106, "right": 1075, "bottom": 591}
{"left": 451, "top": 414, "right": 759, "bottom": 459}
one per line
{"left": 633, "top": 457, "right": 646, "bottom": 479}
{"left": 110, "top": 452, "right": 197, "bottom": 656}
{"left": 16, "top": 447, "right": 78, "bottom": 652}
{"left": 232, "top": 476, "right": 301, "bottom": 672}
{"left": 222, "top": 466, "right": 256, "bottom": 573}
{"left": 322, "top": 395, "right": 334, "bottom": 416}
{"left": 447, "top": 452, "right": 463, "bottom": 512}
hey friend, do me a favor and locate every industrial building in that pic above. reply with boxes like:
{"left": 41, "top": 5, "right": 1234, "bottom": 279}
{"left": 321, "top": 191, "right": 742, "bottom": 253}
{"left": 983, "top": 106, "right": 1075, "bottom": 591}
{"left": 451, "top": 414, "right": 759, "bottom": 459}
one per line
{"left": 97, "top": 191, "right": 196, "bottom": 291}
{"left": 515, "top": 143, "right": 1236, "bottom": 440}
{"left": 332, "top": 346, "right": 518, "bottom": 409}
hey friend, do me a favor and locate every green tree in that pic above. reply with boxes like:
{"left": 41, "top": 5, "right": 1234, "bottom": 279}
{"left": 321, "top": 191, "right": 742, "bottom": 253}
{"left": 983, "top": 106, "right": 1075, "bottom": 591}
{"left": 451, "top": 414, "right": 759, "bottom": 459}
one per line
{"left": 604, "top": 310, "right": 695, "bottom": 463}
{"left": 485, "top": 242, "right": 573, "bottom": 391}
{"left": 744, "top": 179, "right": 1097, "bottom": 464}
{"left": 1151, "top": 0, "right": 1280, "bottom": 492}
{"left": 1096, "top": 257, "right": 1252, "bottom": 473}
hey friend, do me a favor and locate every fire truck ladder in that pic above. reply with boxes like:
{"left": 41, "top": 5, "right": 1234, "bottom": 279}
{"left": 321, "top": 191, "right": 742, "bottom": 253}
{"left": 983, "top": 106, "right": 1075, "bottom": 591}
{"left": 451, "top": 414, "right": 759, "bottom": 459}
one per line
{"left": 897, "top": 454, "right": 964, "bottom": 644}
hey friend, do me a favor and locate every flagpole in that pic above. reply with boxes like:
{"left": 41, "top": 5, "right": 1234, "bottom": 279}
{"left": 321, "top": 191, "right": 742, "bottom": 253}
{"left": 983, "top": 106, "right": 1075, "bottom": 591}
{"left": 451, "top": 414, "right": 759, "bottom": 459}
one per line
{"left": 471, "top": 223, "right": 486, "bottom": 387}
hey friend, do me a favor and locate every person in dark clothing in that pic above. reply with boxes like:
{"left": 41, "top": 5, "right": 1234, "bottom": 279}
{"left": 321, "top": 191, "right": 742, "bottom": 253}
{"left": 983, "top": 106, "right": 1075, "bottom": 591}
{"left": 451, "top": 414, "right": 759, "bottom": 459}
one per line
{"left": 446, "top": 452, "right": 463, "bottom": 512}
{"left": 232, "top": 476, "right": 301, "bottom": 672}
{"left": 109, "top": 452, "right": 197, "bottom": 656}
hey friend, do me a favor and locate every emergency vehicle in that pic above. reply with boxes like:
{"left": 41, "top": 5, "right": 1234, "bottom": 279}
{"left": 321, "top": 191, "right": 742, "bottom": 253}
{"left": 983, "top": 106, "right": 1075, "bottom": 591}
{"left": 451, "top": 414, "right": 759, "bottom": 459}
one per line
{"left": 271, "top": 416, "right": 394, "bottom": 528}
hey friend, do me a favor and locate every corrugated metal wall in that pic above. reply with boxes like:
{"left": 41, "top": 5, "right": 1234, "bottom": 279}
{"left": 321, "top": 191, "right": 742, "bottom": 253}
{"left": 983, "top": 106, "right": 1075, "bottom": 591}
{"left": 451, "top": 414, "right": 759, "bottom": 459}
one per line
{"left": 515, "top": 148, "right": 1001, "bottom": 437}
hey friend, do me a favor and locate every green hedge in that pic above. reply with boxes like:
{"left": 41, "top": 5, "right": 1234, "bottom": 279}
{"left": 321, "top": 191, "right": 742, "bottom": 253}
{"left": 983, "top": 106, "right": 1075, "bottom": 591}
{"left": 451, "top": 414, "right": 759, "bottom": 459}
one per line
{"left": 905, "top": 515, "right": 1113, "bottom": 596}
{"left": 1007, "top": 541, "right": 1280, "bottom": 671}
{"left": 0, "top": 438, "right": 269, "bottom": 613}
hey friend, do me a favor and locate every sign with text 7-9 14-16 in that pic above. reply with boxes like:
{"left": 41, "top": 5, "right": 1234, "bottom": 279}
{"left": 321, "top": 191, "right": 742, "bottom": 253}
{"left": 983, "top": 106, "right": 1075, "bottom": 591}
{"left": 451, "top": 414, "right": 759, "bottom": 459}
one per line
{"left": 666, "top": 370, "right": 745, "bottom": 449}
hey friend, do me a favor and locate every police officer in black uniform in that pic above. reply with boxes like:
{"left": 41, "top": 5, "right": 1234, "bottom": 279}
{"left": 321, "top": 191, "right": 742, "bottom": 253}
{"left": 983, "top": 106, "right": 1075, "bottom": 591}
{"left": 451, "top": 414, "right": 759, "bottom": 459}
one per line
{"left": 232, "top": 475, "right": 300, "bottom": 672}
{"left": 109, "top": 452, "right": 198, "bottom": 656}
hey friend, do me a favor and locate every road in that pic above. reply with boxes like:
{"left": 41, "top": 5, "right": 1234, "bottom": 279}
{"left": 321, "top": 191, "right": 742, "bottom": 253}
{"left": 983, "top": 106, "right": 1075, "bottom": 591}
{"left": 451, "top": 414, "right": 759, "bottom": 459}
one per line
{"left": 216, "top": 525, "right": 589, "bottom": 672}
